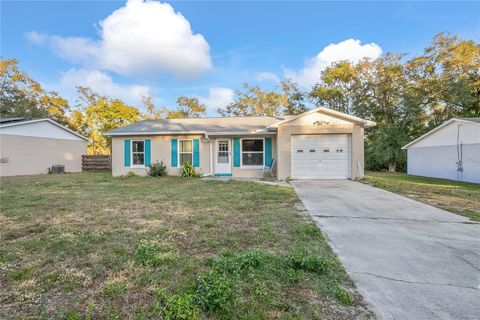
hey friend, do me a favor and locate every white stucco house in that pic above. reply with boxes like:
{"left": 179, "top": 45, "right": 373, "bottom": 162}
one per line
{"left": 0, "top": 118, "right": 88, "bottom": 176}
{"left": 402, "top": 118, "right": 480, "bottom": 183}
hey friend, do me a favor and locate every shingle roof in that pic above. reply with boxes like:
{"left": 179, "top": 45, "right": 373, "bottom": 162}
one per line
{"left": 104, "top": 116, "right": 283, "bottom": 136}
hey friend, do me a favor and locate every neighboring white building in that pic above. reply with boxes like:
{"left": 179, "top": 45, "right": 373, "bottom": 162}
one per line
{"left": 0, "top": 118, "right": 88, "bottom": 176}
{"left": 402, "top": 118, "right": 480, "bottom": 183}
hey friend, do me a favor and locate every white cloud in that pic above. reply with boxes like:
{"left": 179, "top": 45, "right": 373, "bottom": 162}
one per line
{"left": 255, "top": 72, "right": 280, "bottom": 83}
{"left": 25, "top": 31, "right": 47, "bottom": 44}
{"left": 60, "top": 68, "right": 151, "bottom": 104}
{"left": 284, "top": 39, "right": 382, "bottom": 87}
{"left": 28, "top": 0, "right": 212, "bottom": 78}
{"left": 198, "top": 87, "right": 234, "bottom": 110}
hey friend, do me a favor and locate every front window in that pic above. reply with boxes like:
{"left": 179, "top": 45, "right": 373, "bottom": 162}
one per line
{"left": 241, "top": 139, "right": 263, "bottom": 166}
{"left": 179, "top": 140, "right": 193, "bottom": 166}
{"left": 132, "top": 141, "right": 145, "bottom": 166}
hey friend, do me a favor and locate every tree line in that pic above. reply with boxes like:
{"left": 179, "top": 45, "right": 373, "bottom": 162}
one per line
{"left": 1, "top": 33, "right": 478, "bottom": 170}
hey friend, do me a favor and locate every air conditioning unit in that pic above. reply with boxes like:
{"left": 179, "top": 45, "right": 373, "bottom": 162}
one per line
{"left": 50, "top": 165, "right": 65, "bottom": 174}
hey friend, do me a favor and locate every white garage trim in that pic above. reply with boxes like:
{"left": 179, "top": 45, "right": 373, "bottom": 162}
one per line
{"left": 291, "top": 134, "right": 351, "bottom": 179}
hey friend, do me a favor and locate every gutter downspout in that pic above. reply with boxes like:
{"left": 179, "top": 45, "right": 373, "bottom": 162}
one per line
{"left": 202, "top": 132, "right": 214, "bottom": 177}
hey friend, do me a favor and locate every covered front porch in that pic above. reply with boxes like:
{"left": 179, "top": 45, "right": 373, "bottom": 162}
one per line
{"left": 204, "top": 134, "right": 276, "bottom": 179}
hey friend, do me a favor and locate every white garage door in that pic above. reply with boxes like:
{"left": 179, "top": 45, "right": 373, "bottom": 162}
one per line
{"left": 291, "top": 134, "right": 351, "bottom": 179}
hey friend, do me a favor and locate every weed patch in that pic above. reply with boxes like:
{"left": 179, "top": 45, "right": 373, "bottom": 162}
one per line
{"left": 157, "top": 291, "right": 200, "bottom": 320}
{"left": 194, "top": 269, "right": 235, "bottom": 314}
{"left": 333, "top": 284, "right": 355, "bottom": 306}
{"left": 153, "top": 249, "right": 348, "bottom": 318}
{"left": 134, "top": 240, "right": 179, "bottom": 267}
{"left": 9, "top": 266, "right": 32, "bottom": 281}
{"left": 293, "top": 223, "right": 323, "bottom": 240}
{"left": 0, "top": 248, "right": 11, "bottom": 264}
{"left": 286, "top": 248, "right": 333, "bottom": 274}
{"left": 102, "top": 281, "right": 127, "bottom": 298}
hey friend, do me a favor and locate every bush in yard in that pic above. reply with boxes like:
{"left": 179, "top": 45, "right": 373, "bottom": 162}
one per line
{"left": 194, "top": 270, "right": 236, "bottom": 314}
{"left": 181, "top": 161, "right": 200, "bottom": 178}
{"left": 147, "top": 161, "right": 168, "bottom": 177}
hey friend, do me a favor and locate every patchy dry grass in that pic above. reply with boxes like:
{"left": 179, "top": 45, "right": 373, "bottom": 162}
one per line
{"left": 0, "top": 173, "right": 373, "bottom": 320}
{"left": 363, "top": 171, "right": 480, "bottom": 221}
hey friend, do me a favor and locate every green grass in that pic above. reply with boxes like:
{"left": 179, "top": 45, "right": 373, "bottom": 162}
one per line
{"left": 0, "top": 172, "right": 372, "bottom": 319}
{"left": 363, "top": 171, "right": 480, "bottom": 221}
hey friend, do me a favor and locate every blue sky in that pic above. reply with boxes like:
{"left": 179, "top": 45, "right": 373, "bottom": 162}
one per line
{"left": 2, "top": 0, "right": 479, "bottom": 115}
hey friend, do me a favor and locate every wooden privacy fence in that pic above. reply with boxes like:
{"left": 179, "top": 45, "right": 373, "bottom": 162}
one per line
{"left": 82, "top": 155, "right": 112, "bottom": 172}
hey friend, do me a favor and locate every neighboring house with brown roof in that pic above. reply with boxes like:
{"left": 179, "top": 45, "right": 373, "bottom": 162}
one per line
{"left": 104, "top": 107, "right": 375, "bottom": 179}
{"left": 0, "top": 118, "right": 88, "bottom": 176}
{"left": 402, "top": 118, "right": 480, "bottom": 183}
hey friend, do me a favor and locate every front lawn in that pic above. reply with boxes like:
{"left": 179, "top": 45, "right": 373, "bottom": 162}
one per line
{"left": 0, "top": 173, "right": 372, "bottom": 319}
{"left": 363, "top": 171, "right": 480, "bottom": 221}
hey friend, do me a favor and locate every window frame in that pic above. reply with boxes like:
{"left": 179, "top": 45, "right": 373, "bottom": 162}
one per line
{"left": 131, "top": 140, "right": 145, "bottom": 168}
{"left": 178, "top": 139, "right": 193, "bottom": 167}
{"left": 240, "top": 138, "right": 265, "bottom": 169}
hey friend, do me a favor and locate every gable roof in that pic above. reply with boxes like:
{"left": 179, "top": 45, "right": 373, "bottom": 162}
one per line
{"left": 402, "top": 118, "right": 480, "bottom": 149}
{"left": 0, "top": 118, "right": 89, "bottom": 141}
{"left": 268, "top": 107, "right": 376, "bottom": 128}
{"left": 104, "top": 116, "right": 282, "bottom": 136}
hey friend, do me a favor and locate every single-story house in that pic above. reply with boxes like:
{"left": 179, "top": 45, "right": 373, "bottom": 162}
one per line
{"left": 104, "top": 107, "right": 376, "bottom": 180}
{"left": 402, "top": 118, "right": 480, "bottom": 183}
{"left": 0, "top": 118, "right": 88, "bottom": 176}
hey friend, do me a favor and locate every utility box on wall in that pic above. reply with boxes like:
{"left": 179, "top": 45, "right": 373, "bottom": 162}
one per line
{"left": 50, "top": 165, "right": 65, "bottom": 174}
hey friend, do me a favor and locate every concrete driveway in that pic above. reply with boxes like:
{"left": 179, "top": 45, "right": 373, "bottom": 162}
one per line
{"left": 291, "top": 180, "right": 480, "bottom": 320}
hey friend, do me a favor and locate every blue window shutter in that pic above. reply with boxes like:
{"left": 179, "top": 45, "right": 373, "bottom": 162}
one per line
{"left": 233, "top": 138, "right": 240, "bottom": 167}
{"left": 171, "top": 139, "right": 178, "bottom": 167}
{"left": 193, "top": 139, "right": 200, "bottom": 167}
{"left": 265, "top": 137, "right": 272, "bottom": 167}
{"left": 124, "top": 140, "right": 131, "bottom": 167}
{"left": 145, "top": 139, "right": 151, "bottom": 167}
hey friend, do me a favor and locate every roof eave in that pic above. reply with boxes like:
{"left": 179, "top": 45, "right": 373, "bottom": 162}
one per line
{"left": 207, "top": 130, "right": 276, "bottom": 136}
{"left": 0, "top": 118, "right": 89, "bottom": 141}
{"left": 401, "top": 118, "right": 461, "bottom": 149}
{"left": 104, "top": 131, "right": 207, "bottom": 136}
{"left": 104, "top": 130, "right": 277, "bottom": 137}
